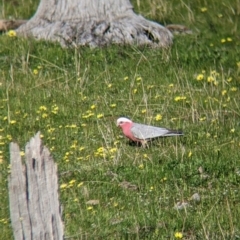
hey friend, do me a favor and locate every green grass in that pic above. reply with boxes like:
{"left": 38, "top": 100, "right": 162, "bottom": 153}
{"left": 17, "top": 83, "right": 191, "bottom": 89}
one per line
{"left": 0, "top": 0, "right": 240, "bottom": 239}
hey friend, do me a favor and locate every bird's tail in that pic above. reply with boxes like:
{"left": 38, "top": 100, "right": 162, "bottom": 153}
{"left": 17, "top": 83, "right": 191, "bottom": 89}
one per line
{"left": 165, "top": 130, "right": 183, "bottom": 136}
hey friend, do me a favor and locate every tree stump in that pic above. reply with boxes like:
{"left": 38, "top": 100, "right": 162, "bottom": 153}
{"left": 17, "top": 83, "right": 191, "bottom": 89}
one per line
{"left": 8, "top": 132, "right": 64, "bottom": 240}
{"left": 16, "top": 0, "right": 173, "bottom": 48}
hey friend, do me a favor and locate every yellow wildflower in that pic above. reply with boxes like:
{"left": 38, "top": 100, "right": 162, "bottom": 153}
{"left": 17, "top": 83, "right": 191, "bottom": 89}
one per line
{"left": 222, "top": 90, "right": 227, "bottom": 96}
{"left": 188, "top": 151, "right": 192, "bottom": 158}
{"left": 196, "top": 74, "right": 204, "bottom": 81}
{"left": 77, "top": 182, "right": 84, "bottom": 187}
{"left": 174, "top": 232, "right": 183, "bottom": 239}
{"left": 230, "top": 87, "right": 237, "bottom": 92}
{"left": 97, "top": 113, "right": 104, "bottom": 119}
{"left": 155, "top": 114, "right": 162, "bottom": 121}
{"left": 60, "top": 183, "right": 68, "bottom": 189}
{"left": 7, "top": 135, "right": 12, "bottom": 140}
{"left": 207, "top": 76, "right": 214, "bottom": 82}
{"left": 70, "top": 143, "right": 77, "bottom": 149}
{"left": 147, "top": 85, "right": 154, "bottom": 89}
{"left": 47, "top": 128, "right": 55, "bottom": 133}
{"left": 199, "top": 117, "right": 206, "bottom": 121}
{"left": 33, "top": 69, "right": 39, "bottom": 75}
{"left": 110, "top": 103, "right": 116, "bottom": 108}
{"left": 69, "top": 179, "right": 76, "bottom": 185}
{"left": 51, "top": 105, "right": 59, "bottom": 114}
{"left": 133, "top": 89, "right": 137, "bottom": 94}
{"left": 160, "top": 177, "right": 167, "bottom": 182}
{"left": 210, "top": 70, "right": 219, "bottom": 76}
{"left": 174, "top": 96, "right": 186, "bottom": 101}
{"left": 7, "top": 30, "right": 17, "bottom": 37}
{"left": 201, "top": 7, "right": 207, "bottom": 12}
{"left": 0, "top": 156, "right": 3, "bottom": 164}
{"left": 230, "top": 128, "right": 235, "bottom": 133}
{"left": 109, "top": 148, "right": 117, "bottom": 153}
{"left": 138, "top": 164, "right": 144, "bottom": 169}
{"left": 90, "top": 105, "right": 96, "bottom": 110}
{"left": 39, "top": 106, "right": 47, "bottom": 111}
{"left": 97, "top": 147, "right": 105, "bottom": 153}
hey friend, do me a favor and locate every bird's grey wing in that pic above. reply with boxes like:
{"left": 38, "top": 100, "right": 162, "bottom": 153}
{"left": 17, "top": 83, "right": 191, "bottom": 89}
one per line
{"left": 131, "top": 123, "right": 171, "bottom": 140}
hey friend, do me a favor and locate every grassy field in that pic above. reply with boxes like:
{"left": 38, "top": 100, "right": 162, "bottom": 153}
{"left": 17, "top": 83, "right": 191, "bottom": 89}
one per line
{"left": 0, "top": 0, "right": 240, "bottom": 239}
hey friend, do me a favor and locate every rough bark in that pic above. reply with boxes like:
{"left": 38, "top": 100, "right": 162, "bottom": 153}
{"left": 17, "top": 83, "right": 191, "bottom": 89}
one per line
{"left": 8, "top": 132, "right": 64, "bottom": 240}
{"left": 16, "top": 0, "right": 173, "bottom": 48}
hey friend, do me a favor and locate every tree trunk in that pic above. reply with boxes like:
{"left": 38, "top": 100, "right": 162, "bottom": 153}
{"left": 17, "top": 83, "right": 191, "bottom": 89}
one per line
{"left": 8, "top": 132, "right": 64, "bottom": 240}
{"left": 16, "top": 0, "right": 173, "bottom": 48}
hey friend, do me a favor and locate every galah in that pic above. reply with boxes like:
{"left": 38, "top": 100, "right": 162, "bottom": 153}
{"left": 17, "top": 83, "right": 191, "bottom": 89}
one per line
{"left": 117, "top": 117, "right": 183, "bottom": 145}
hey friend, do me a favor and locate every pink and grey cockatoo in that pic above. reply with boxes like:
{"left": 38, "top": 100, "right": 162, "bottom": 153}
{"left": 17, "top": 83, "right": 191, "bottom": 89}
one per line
{"left": 117, "top": 117, "right": 183, "bottom": 145}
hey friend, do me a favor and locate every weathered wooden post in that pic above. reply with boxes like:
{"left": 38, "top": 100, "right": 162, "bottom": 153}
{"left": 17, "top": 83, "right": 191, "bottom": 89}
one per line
{"left": 8, "top": 132, "right": 64, "bottom": 240}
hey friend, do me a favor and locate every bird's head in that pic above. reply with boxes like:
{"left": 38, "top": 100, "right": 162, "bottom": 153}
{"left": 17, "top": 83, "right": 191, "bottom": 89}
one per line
{"left": 116, "top": 117, "right": 132, "bottom": 128}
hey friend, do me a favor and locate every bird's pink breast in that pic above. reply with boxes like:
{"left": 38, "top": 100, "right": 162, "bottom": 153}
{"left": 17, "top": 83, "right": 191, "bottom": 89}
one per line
{"left": 121, "top": 122, "right": 139, "bottom": 142}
